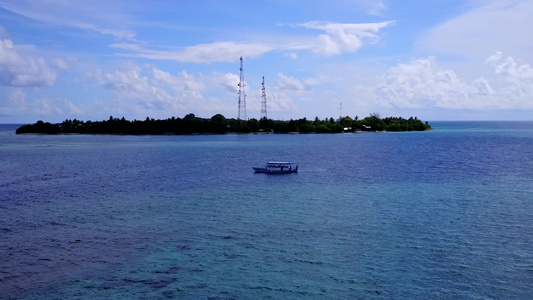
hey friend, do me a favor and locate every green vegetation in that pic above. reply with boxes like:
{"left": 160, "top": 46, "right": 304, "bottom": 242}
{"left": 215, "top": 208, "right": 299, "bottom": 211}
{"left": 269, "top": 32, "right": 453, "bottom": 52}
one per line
{"left": 16, "top": 113, "right": 431, "bottom": 135}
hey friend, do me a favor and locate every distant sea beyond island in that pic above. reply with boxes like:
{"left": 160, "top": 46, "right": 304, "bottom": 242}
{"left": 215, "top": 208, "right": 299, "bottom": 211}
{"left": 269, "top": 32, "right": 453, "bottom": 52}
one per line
{"left": 15, "top": 113, "right": 431, "bottom": 135}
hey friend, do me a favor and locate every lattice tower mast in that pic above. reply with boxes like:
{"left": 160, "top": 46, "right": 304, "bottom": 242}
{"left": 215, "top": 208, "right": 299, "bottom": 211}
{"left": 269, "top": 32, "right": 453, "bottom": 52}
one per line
{"left": 340, "top": 102, "right": 342, "bottom": 122}
{"left": 261, "top": 76, "right": 268, "bottom": 119}
{"left": 237, "top": 56, "right": 247, "bottom": 120}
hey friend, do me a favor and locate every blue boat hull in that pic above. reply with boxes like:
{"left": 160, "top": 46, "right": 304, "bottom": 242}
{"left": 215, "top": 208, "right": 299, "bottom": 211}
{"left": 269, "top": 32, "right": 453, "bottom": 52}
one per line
{"left": 252, "top": 167, "right": 297, "bottom": 174}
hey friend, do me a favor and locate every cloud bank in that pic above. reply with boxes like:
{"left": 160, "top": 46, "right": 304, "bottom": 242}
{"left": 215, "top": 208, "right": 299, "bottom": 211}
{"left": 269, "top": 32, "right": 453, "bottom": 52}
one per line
{"left": 112, "top": 42, "right": 274, "bottom": 63}
{"left": 0, "top": 39, "right": 56, "bottom": 87}
{"left": 297, "top": 21, "right": 395, "bottom": 55}
{"left": 376, "top": 53, "right": 533, "bottom": 110}
{"left": 416, "top": 0, "right": 533, "bottom": 60}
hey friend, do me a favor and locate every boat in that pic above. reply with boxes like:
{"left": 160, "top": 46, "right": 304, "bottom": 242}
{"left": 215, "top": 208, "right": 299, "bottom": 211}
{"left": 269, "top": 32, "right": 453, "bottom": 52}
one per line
{"left": 253, "top": 161, "right": 298, "bottom": 174}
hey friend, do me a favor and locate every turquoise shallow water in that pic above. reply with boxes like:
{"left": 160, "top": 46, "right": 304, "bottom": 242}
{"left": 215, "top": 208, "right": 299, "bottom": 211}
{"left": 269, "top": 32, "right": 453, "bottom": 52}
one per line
{"left": 0, "top": 122, "right": 532, "bottom": 299}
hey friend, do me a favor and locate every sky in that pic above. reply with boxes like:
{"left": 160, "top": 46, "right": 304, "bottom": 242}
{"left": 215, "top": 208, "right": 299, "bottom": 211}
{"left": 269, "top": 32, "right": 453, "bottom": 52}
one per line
{"left": 0, "top": 0, "right": 532, "bottom": 123}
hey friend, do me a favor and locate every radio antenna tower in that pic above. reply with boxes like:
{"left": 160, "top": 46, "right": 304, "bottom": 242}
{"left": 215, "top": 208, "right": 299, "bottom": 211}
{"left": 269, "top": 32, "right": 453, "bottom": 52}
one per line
{"left": 237, "top": 56, "right": 247, "bottom": 120}
{"left": 261, "top": 76, "right": 268, "bottom": 119}
{"left": 340, "top": 102, "right": 343, "bottom": 121}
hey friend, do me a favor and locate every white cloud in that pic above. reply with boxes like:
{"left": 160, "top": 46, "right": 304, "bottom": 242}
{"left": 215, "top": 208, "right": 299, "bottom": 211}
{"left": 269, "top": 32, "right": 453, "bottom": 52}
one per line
{"left": 83, "top": 63, "right": 181, "bottom": 118}
{"left": 8, "top": 88, "right": 26, "bottom": 107}
{"left": 212, "top": 72, "right": 240, "bottom": 93}
{"left": 367, "top": 2, "right": 386, "bottom": 16}
{"left": 0, "top": 88, "right": 27, "bottom": 117}
{"left": 112, "top": 42, "right": 273, "bottom": 63}
{"left": 152, "top": 68, "right": 206, "bottom": 100}
{"left": 376, "top": 58, "right": 474, "bottom": 108}
{"left": 0, "top": 0, "right": 136, "bottom": 41}
{"left": 486, "top": 52, "right": 533, "bottom": 79}
{"left": 77, "top": 23, "right": 136, "bottom": 41}
{"left": 264, "top": 90, "right": 297, "bottom": 113}
{"left": 62, "top": 99, "right": 84, "bottom": 115}
{"left": 179, "top": 42, "right": 273, "bottom": 63}
{"left": 52, "top": 58, "right": 71, "bottom": 70}
{"left": 482, "top": 52, "right": 533, "bottom": 104}
{"left": 151, "top": 68, "right": 180, "bottom": 86}
{"left": 0, "top": 87, "right": 85, "bottom": 120}
{"left": 285, "top": 53, "right": 298, "bottom": 60}
{"left": 100, "top": 63, "right": 175, "bottom": 108}
{"left": 82, "top": 63, "right": 304, "bottom": 119}
{"left": 111, "top": 20, "right": 393, "bottom": 63}
{"left": 84, "top": 63, "right": 247, "bottom": 118}
{"left": 0, "top": 39, "right": 57, "bottom": 87}
{"left": 416, "top": 0, "right": 533, "bottom": 60}
{"left": 376, "top": 53, "right": 533, "bottom": 110}
{"left": 297, "top": 21, "right": 395, "bottom": 55}
{"left": 470, "top": 77, "right": 494, "bottom": 95}
{"left": 243, "top": 85, "right": 296, "bottom": 115}
{"left": 28, "top": 98, "right": 84, "bottom": 116}
{"left": 275, "top": 73, "right": 311, "bottom": 91}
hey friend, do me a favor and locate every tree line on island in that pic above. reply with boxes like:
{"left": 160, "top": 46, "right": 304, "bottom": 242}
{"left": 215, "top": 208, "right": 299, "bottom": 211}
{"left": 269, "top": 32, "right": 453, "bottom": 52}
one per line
{"left": 16, "top": 113, "right": 431, "bottom": 135}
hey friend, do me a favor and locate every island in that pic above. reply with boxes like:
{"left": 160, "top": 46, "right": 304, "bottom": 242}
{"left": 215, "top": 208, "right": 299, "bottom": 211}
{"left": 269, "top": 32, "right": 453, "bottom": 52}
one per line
{"left": 15, "top": 113, "right": 431, "bottom": 135}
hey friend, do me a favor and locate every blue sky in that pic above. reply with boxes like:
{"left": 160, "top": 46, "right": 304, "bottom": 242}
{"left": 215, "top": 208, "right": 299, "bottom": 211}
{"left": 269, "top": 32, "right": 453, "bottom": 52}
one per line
{"left": 1, "top": 0, "right": 532, "bottom": 123}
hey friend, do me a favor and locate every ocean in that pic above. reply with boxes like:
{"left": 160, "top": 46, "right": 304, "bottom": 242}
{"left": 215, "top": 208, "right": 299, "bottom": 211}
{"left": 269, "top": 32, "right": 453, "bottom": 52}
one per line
{"left": 0, "top": 122, "right": 532, "bottom": 299}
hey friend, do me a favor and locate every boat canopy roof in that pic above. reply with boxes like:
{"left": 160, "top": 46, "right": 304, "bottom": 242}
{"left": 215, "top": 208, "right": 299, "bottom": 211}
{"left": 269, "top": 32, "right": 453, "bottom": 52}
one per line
{"left": 267, "top": 161, "right": 297, "bottom": 165}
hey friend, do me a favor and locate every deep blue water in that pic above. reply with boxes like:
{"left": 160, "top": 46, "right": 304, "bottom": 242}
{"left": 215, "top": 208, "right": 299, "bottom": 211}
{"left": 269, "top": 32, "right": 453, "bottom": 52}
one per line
{"left": 1, "top": 122, "right": 532, "bottom": 299}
